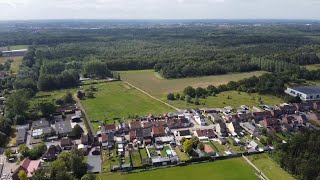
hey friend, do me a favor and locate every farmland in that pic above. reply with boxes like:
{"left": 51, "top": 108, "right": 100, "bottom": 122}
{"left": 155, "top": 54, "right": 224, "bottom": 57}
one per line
{"left": 99, "top": 158, "right": 258, "bottom": 180}
{"left": 246, "top": 154, "right": 295, "bottom": 180}
{"left": 120, "top": 70, "right": 266, "bottom": 98}
{"left": 303, "top": 64, "right": 320, "bottom": 71}
{"left": 166, "top": 91, "right": 284, "bottom": 109}
{"left": 81, "top": 81, "right": 173, "bottom": 126}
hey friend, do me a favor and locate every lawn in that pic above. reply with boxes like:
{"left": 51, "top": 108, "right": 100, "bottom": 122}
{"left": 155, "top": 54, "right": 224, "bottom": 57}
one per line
{"left": 246, "top": 154, "right": 295, "bottom": 180}
{"left": 31, "top": 88, "right": 77, "bottom": 108}
{"left": 102, "top": 149, "right": 120, "bottom": 173}
{"left": 120, "top": 70, "right": 267, "bottom": 98}
{"left": 174, "top": 146, "right": 190, "bottom": 161}
{"left": 81, "top": 81, "right": 173, "bottom": 125}
{"left": 0, "top": 56, "right": 24, "bottom": 73}
{"left": 98, "top": 158, "right": 258, "bottom": 180}
{"left": 166, "top": 91, "right": 283, "bottom": 109}
{"left": 211, "top": 141, "right": 228, "bottom": 154}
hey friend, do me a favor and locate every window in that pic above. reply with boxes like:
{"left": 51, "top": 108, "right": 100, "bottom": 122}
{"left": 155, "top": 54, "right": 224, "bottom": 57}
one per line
{"left": 310, "top": 96, "right": 313, "bottom": 99}
{"left": 317, "top": 95, "right": 319, "bottom": 99}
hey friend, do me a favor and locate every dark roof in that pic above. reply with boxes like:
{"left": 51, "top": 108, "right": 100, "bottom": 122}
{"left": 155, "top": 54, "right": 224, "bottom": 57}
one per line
{"left": 130, "top": 121, "right": 142, "bottom": 129}
{"left": 178, "top": 130, "right": 191, "bottom": 136}
{"left": 104, "top": 124, "right": 116, "bottom": 131}
{"left": 55, "top": 121, "right": 72, "bottom": 134}
{"left": 290, "top": 86, "right": 320, "bottom": 94}
{"left": 32, "top": 119, "right": 49, "bottom": 129}
{"left": 60, "top": 137, "right": 73, "bottom": 147}
{"left": 136, "top": 127, "right": 152, "bottom": 138}
{"left": 196, "top": 129, "right": 215, "bottom": 138}
{"left": 16, "top": 128, "right": 27, "bottom": 142}
{"left": 87, "top": 154, "right": 102, "bottom": 173}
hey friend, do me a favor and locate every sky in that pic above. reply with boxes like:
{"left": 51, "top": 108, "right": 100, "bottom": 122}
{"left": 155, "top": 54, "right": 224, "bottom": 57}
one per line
{"left": 0, "top": 0, "right": 320, "bottom": 20}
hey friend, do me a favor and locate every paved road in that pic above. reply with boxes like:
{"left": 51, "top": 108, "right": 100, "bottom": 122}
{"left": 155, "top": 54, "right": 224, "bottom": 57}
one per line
{"left": 242, "top": 155, "right": 269, "bottom": 180}
{"left": 74, "top": 94, "right": 96, "bottom": 136}
{"left": 123, "top": 81, "right": 181, "bottom": 112}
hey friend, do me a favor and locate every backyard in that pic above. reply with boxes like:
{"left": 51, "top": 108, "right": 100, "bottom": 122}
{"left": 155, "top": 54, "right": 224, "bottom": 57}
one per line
{"left": 0, "top": 56, "right": 24, "bottom": 73}
{"left": 246, "top": 153, "right": 295, "bottom": 180}
{"left": 99, "top": 158, "right": 259, "bottom": 180}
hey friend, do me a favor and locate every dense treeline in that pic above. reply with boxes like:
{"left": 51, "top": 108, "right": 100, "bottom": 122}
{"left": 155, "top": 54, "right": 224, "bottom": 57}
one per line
{"left": 269, "top": 130, "right": 320, "bottom": 180}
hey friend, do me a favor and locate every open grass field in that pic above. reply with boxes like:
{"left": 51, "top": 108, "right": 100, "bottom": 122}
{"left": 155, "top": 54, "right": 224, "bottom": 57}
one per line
{"left": 0, "top": 56, "right": 23, "bottom": 73}
{"left": 246, "top": 154, "right": 295, "bottom": 180}
{"left": 303, "top": 64, "right": 320, "bottom": 71}
{"left": 120, "top": 70, "right": 267, "bottom": 98}
{"left": 81, "top": 81, "right": 173, "bottom": 124}
{"left": 9, "top": 45, "right": 29, "bottom": 50}
{"left": 166, "top": 91, "right": 284, "bottom": 109}
{"left": 99, "top": 158, "right": 258, "bottom": 180}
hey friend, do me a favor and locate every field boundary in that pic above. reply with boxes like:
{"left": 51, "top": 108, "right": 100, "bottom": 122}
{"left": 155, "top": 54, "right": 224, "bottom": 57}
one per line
{"left": 123, "top": 80, "right": 181, "bottom": 112}
{"left": 242, "top": 155, "right": 269, "bottom": 180}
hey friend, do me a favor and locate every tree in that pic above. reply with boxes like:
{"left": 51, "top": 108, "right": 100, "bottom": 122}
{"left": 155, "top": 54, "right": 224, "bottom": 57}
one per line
{"left": 4, "top": 149, "right": 13, "bottom": 159}
{"left": 185, "top": 95, "right": 192, "bottom": 104}
{"left": 183, "top": 86, "right": 196, "bottom": 98}
{"left": 18, "top": 144, "right": 30, "bottom": 157}
{"left": 63, "top": 92, "right": 74, "bottom": 104}
{"left": 86, "top": 91, "right": 94, "bottom": 98}
{"left": 83, "top": 59, "right": 112, "bottom": 78}
{"left": 81, "top": 173, "right": 96, "bottom": 180}
{"left": 207, "top": 85, "right": 218, "bottom": 95}
{"left": 175, "top": 93, "right": 181, "bottom": 100}
{"left": 70, "top": 147, "right": 87, "bottom": 178}
{"left": 167, "top": 93, "right": 175, "bottom": 100}
{"left": 194, "top": 95, "right": 200, "bottom": 105}
{"left": 183, "top": 139, "right": 193, "bottom": 155}
{"left": 18, "top": 170, "right": 28, "bottom": 180}
{"left": 5, "top": 89, "right": 30, "bottom": 123}
{"left": 197, "top": 142, "right": 205, "bottom": 151}
{"left": 29, "top": 143, "right": 47, "bottom": 160}
{"left": 72, "top": 124, "right": 84, "bottom": 139}
{"left": 37, "top": 101, "right": 56, "bottom": 117}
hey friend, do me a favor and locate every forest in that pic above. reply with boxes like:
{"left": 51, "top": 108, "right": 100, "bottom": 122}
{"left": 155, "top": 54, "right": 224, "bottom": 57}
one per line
{"left": 269, "top": 130, "right": 320, "bottom": 180}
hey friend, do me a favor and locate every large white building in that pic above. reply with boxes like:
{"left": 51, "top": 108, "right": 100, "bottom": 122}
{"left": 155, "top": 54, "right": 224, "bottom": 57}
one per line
{"left": 285, "top": 86, "right": 320, "bottom": 101}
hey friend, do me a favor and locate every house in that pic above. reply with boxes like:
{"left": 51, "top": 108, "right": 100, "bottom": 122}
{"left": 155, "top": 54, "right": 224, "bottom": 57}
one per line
{"left": 227, "top": 121, "right": 241, "bottom": 136}
{"left": 167, "top": 119, "right": 182, "bottom": 129}
{"left": 278, "top": 105, "right": 297, "bottom": 115}
{"left": 152, "top": 121, "right": 166, "bottom": 128}
{"left": 218, "top": 138, "right": 227, "bottom": 145}
{"left": 240, "top": 122, "right": 260, "bottom": 137}
{"left": 101, "top": 124, "right": 117, "bottom": 134}
{"left": 55, "top": 121, "right": 72, "bottom": 136}
{"left": 224, "top": 114, "right": 240, "bottom": 123}
{"left": 207, "top": 113, "right": 222, "bottom": 123}
{"left": 175, "top": 129, "right": 192, "bottom": 142}
{"left": 60, "top": 137, "right": 74, "bottom": 150}
{"left": 31, "top": 119, "right": 49, "bottom": 130}
{"left": 281, "top": 124, "right": 294, "bottom": 132}
{"left": 294, "top": 102, "right": 314, "bottom": 111}
{"left": 215, "top": 122, "right": 228, "bottom": 137}
{"left": 238, "top": 113, "right": 254, "bottom": 122}
{"left": 282, "top": 116, "right": 295, "bottom": 124}
{"left": 129, "top": 130, "right": 137, "bottom": 142}
{"left": 296, "top": 114, "right": 308, "bottom": 125}
{"left": 81, "top": 134, "right": 89, "bottom": 145}
{"left": 32, "top": 127, "right": 54, "bottom": 139}
{"left": 136, "top": 127, "right": 152, "bottom": 141}
{"left": 193, "top": 115, "right": 206, "bottom": 126}
{"left": 248, "top": 141, "right": 259, "bottom": 150}
{"left": 313, "top": 101, "right": 320, "bottom": 110}
{"left": 16, "top": 128, "right": 27, "bottom": 145}
{"left": 285, "top": 86, "right": 320, "bottom": 101}
{"left": 129, "top": 121, "right": 142, "bottom": 130}
{"left": 152, "top": 127, "right": 166, "bottom": 137}
{"left": 87, "top": 153, "right": 102, "bottom": 173}
{"left": 12, "top": 158, "right": 41, "bottom": 180}
{"left": 142, "top": 121, "right": 152, "bottom": 128}
{"left": 101, "top": 133, "right": 114, "bottom": 149}
{"left": 260, "top": 118, "right": 281, "bottom": 131}
{"left": 252, "top": 111, "right": 273, "bottom": 122}
{"left": 271, "top": 109, "right": 282, "bottom": 118}
{"left": 194, "top": 129, "right": 216, "bottom": 141}
{"left": 42, "top": 145, "right": 62, "bottom": 161}
{"left": 307, "top": 113, "right": 320, "bottom": 125}
{"left": 53, "top": 115, "right": 64, "bottom": 122}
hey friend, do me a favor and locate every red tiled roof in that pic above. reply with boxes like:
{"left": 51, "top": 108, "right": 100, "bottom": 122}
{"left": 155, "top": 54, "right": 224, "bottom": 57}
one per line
{"left": 152, "top": 127, "right": 165, "bottom": 136}
{"left": 196, "top": 129, "right": 215, "bottom": 138}
{"left": 130, "top": 121, "right": 141, "bottom": 129}
{"left": 105, "top": 124, "right": 116, "bottom": 131}
{"left": 101, "top": 134, "right": 108, "bottom": 142}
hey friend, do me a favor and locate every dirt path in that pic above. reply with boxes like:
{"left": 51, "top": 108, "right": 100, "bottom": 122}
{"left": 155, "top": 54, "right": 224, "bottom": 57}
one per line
{"left": 242, "top": 155, "right": 270, "bottom": 180}
{"left": 123, "top": 80, "right": 181, "bottom": 112}
{"left": 74, "top": 93, "right": 96, "bottom": 136}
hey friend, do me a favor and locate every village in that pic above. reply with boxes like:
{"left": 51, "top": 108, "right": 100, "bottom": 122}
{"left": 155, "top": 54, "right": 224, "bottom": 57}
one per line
{"left": 1, "top": 90, "right": 320, "bottom": 179}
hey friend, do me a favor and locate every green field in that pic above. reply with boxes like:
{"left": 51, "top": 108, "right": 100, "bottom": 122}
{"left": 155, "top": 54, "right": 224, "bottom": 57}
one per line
{"left": 303, "top": 64, "right": 320, "bottom": 71}
{"left": 120, "top": 70, "right": 267, "bottom": 98}
{"left": 31, "top": 88, "right": 77, "bottom": 108}
{"left": 99, "top": 158, "right": 258, "bottom": 180}
{"left": 0, "top": 56, "right": 24, "bottom": 73}
{"left": 81, "top": 81, "right": 173, "bottom": 124}
{"left": 246, "top": 154, "right": 295, "bottom": 180}
{"left": 167, "top": 91, "right": 283, "bottom": 109}
{"left": 9, "top": 45, "right": 29, "bottom": 50}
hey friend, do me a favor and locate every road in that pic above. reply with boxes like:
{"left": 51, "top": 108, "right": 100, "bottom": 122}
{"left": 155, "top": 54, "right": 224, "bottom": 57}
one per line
{"left": 74, "top": 94, "right": 96, "bottom": 136}
{"left": 123, "top": 81, "right": 181, "bottom": 112}
{"left": 242, "top": 155, "right": 270, "bottom": 180}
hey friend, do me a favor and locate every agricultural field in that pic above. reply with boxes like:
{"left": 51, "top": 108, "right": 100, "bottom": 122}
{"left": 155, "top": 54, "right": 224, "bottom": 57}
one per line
{"left": 167, "top": 91, "right": 284, "bottom": 109}
{"left": 9, "top": 45, "right": 29, "bottom": 50}
{"left": 99, "top": 158, "right": 259, "bottom": 180}
{"left": 81, "top": 81, "right": 173, "bottom": 125}
{"left": 0, "top": 56, "right": 24, "bottom": 73}
{"left": 246, "top": 154, "right": 295, "bottom": 180}
{"left": 120, "top": 70, "right": 266, "bottom": 98}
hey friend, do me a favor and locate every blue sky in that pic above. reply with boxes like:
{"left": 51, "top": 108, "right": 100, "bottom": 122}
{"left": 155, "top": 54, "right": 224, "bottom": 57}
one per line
{"left": 0, "top": 0, "right": 319, "bottom": 20}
